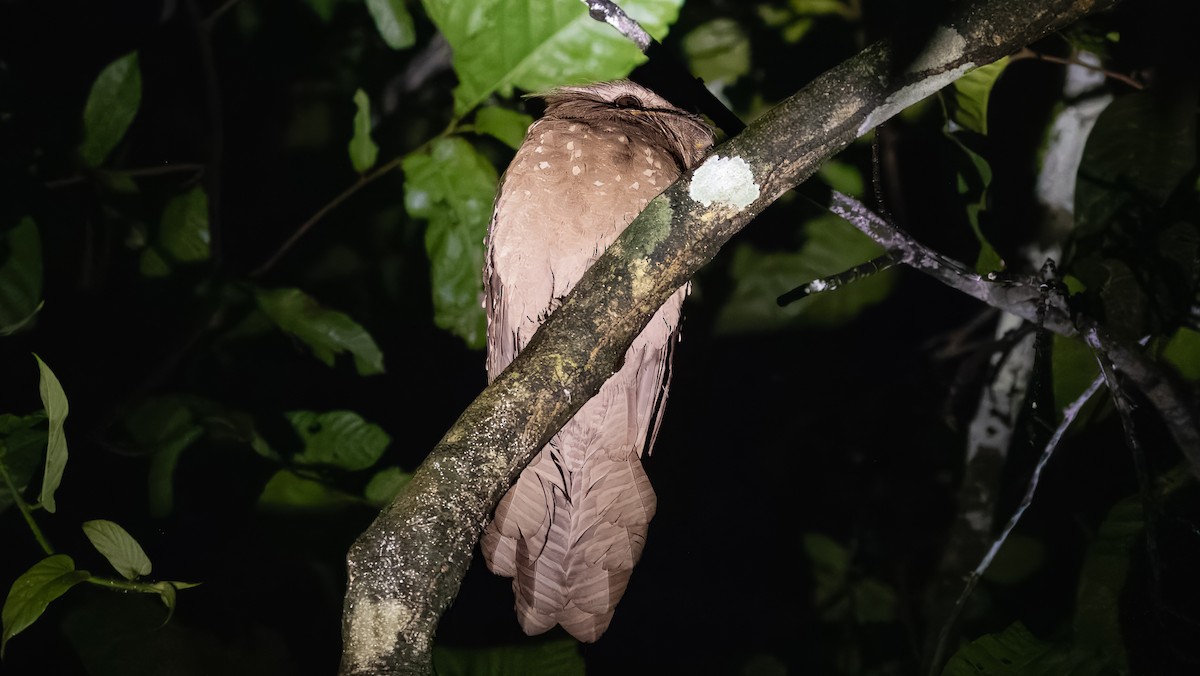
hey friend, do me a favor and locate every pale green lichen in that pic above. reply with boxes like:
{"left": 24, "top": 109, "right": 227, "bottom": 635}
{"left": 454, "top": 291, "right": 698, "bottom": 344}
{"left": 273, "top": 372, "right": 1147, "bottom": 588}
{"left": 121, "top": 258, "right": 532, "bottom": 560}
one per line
{"left": 688, "top": 156, "right": 759, "bottom": 210}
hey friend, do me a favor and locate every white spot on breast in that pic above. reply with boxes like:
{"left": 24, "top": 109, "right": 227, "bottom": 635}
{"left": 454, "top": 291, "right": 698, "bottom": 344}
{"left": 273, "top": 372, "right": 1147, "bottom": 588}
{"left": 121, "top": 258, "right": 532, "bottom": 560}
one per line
{"left": 568, "top": 124, "right": 578, "bottom": 132}
{"left": 538, "top": 161, "right": 550, "bottom": 169}
{"left": 618, "top": 135, "right": 628, "bottom": 143}
{"left": 614, "top": 174, "right": 622, "bottom": 181}
{"left": 534, "top": 146, "right": 544, "bottom": 153}
{"left": 566, "top": 141, "right": 574, "bottom": 151}
{"left": 593, "top": 180, "right": 605, "bottom": 187}
{"left": 642, "top": 169, "right": 654, "bottom": 177}
{"left": 572, "top": 166, "right": 581, "bottom": 175}
{"left": 628, "top": 181, "right": 640, "bottom": 190}
{"left": 574, "top": 149, "right": 583, "bottom": 158}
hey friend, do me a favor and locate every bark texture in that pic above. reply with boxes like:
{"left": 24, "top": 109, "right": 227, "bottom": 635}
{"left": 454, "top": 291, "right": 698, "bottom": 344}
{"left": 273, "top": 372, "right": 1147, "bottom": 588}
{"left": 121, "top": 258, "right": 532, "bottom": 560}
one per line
{"left": 339, "top": 1, "right": 1121, "bottom": 673}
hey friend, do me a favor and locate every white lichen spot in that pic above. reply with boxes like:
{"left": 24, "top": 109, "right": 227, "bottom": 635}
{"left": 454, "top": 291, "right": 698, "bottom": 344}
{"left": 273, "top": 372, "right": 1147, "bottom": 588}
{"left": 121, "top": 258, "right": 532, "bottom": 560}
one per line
{"left": 689, "top": 155, "right": 760, "bottom": 209}
{"left": 572, "top": 165, "right": 581, "bottom": 176}
{"left": 908, "top": 26, "right": 967, "bottom": 73}
{"left": 807, "top": 279, "right": 828, "bottom": 292}
{"left": 346, "top": 598, "right": 414, "bottom": 671}
{"left": 856, "top": 62, "right": 974, "bottom": 136}
{"left": 538, "top": 161, "right": 550, "bottom": 170}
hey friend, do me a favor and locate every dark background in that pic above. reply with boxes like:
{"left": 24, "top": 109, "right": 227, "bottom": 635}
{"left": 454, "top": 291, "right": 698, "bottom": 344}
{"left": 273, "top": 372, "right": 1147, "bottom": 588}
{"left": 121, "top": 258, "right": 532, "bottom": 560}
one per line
{"left": 1, "top": 0, "right": 1198, "bottom": 674}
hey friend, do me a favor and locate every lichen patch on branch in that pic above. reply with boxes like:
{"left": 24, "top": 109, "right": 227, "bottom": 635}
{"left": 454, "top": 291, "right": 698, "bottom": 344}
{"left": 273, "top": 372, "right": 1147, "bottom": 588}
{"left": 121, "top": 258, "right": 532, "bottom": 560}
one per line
{"left": 345, "top": 598, "right": 415, "bottom": 671}
{"left": 688, "top": 155, "right": 760, "bottom": 210}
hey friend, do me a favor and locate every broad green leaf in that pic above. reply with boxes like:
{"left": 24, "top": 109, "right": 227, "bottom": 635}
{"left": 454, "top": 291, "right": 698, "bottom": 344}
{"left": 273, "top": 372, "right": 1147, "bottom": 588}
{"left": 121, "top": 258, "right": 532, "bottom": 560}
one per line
{"left": 850, "top": 577, "right": 897, "bottom": 624}
{"left": 715, "top": 213, "right": 897, "bottom": 334}
{"left": 817, "top": 160, "right": 864, "bottom": 197}
{"left": 79, "top": 51, "right": 142, "bottom": 167}
{"left": 306, "top": 0, "right": 339, "bottom": 22}
{"left": 433, "top": 638, "right": 585, "bottom": 676}
{"left": 1075, "top": 87, "right": 1197, "bottom": 238}
{"left": 256, "top": 287, "right": 386, "bottom": 375}
{"left": 946, "top": 132, "right": 1004, "bottom": 273}
{"left": 420, "top": 0, "right": 685, "bottom": 116}
{"left": 942, "top": 623, "right": 1063, "bottom": 676}
{"left": 0, "top": 414, "right": 48, "bottom": 514}
{"left": 34, "top": 354, "right": 68, "bottom": 513}
{"left": 258, "top": 469, "right": 353, "bottom": 510}
{"left": 1051, "top": 334, "right": 1099, "bottom": 415}
{"left": 474, "top": 106, "right": 534, "bottom": 150}
{"left": 122, "top": 395, "right": 204, "bottom": 517}
{"left": 365, "top": 0, "right": 416, "bottom": 49}
{"left": 947, "top": 57, "right": 1010, "bottom": 136}
{"left": 682, "top": 18, "right": 750, "bottom": 86}
{"left": 348, "top": 89, "right": 380, "bottom": 174}
{"left": 403, "top": 137, "right": 497, "bottom": 348}
{"left": 0, "top": 218, "right": 44, "bottom": 335}
{"left": 790, "top": 0, "right": 851, "bottom": 15}
{"left": 82, "top": 520, "right": 153, "bottom": 580}
{"left": 147, "top": 186, "right": 211, "bottom": 271}
{"left": 151, "top": 580, "right": 201, "bottom": 623}
{"left": 364, "top": 466, "right": 412, "bottom": 506}
{"left": 1, "top": 555, "right": 89, "bottom": 656}
{"left": 287, "top": 410, "right": 390, "bottom": 470}
{"left": 803, "top": 533, "right": 848, "bottom": 611}
{"left": 1163, "top": 327, "right": 1200, "bottom": 381}
{"left": 981, "top": 533, "right": 1045, "bottom": 585}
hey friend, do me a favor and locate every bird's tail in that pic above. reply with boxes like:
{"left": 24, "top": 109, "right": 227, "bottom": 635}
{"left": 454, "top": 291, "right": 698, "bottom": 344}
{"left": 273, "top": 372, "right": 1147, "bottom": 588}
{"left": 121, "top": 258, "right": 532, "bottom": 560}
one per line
{"left": 481, "top": 445, "right": 656, "bottom": 642}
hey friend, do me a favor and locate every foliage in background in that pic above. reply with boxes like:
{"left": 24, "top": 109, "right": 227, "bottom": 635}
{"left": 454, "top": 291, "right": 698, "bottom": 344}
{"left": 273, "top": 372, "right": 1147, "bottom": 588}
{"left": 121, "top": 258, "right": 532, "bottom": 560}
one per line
{"left": 0, "top": 0, "right": 1196, "bottom": 674}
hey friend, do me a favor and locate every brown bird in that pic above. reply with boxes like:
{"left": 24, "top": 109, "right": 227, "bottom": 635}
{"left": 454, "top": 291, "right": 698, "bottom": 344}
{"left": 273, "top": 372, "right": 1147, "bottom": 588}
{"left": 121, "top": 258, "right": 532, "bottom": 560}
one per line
{"left": 481, "top": 80, "right": 713, "bottom": 642}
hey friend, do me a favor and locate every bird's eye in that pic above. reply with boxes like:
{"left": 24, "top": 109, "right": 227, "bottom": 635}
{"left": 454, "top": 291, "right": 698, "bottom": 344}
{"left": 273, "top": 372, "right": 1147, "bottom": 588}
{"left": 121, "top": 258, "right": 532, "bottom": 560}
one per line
{"left": 613, "top": 95, "right": 642, "bottom": 109}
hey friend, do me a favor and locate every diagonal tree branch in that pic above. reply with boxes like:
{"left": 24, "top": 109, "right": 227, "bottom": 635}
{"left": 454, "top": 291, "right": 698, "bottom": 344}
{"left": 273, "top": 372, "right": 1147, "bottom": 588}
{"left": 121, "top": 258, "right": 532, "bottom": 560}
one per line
{"left": 338, "top": 1, "right": 1122, "bottom": 673}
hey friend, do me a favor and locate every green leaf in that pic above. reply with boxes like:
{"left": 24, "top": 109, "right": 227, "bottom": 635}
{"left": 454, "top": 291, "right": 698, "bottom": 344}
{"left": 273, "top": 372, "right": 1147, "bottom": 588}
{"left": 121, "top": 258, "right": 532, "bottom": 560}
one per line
{"left": 402, "top": 137, "right": 497, "bottom": 348}
{"left": 258, "top": 469, "right": 353, "bottom": 510}
{"left": 817, "top": 160, "right": 864, "bottom": 197}
{"left": 946, "top": 57, "right": 1010, "bottom": 136}
{"left": 474, "top": 106, "right": 534, "bottom": 150}
{"left": 0, "top": 414, "right": 48, "bottom": 515}
{"left": 715, "top": 213, "right": 897, "bottom": 334}
{"left": 305, "top": 0, "right": 339, "bottom": 22}
{"left": 364, "top": 466, "right": 412, "bottom": 506}
{"left": 1075, "top": 88, "right": 1197, "bottom": 238}
{"left": 682, "top": 18, "right": 750, "bottom": 86}
{"left": 34, "top": 354, "right": 68, "bottom": 514}
{"left": 945, "top": 131, "right": 1004, "bottom": 273}
{"left": 432, "top": 638, "right": 585, "bottom": 676}
{"left": 150, "top": 580, "right": 201, "bottom": 624}
{"left": 1052, "top": 334, "right": 1100, "bottom": 415}
{"left": 256, "top": 286, "right": 386, "bottom": 375}
{"left": 804, "top": 533, "right": 848, "bottom": 611}
{"left": 420, "top": 0, "right": 685, "bottom": 116}
{"left": 79, "top": 51, "right": 142, "bottom": 167}
{"left": 365, "top": 0, "right": 416, "bottom": 49}
{"left": 122, "top": 395, "right": 204, "bottom": 518}
{"left": 286, "top": 410, "right": 390, "bottom": 470}
{"left": 82, "top": 520, "right": 153, "bottom": 581}
{"left": 2, "top": 555, "right": 90, "bottom": 656}
{"left": 139, "top": 185, "right": 210, "bottom": 276}
{"left": 0, "top": 218, "right": 44, "bottom": 335}
{"left": 348, "top": 89, "right": 380, "bottom": 174}
{"left": 1163, "top": 327, "right": 1200, "bottom": 381}
{"left": 942, "top": 622, "right": 1061, "bottom": 676}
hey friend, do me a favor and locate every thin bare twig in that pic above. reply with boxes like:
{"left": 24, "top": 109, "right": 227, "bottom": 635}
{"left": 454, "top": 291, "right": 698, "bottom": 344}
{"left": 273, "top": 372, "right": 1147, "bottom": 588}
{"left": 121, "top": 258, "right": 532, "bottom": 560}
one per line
{"left": 928, "top": 370, "right": 1106, "bottom": 673}
{"left": 249, "top": 155, "right": 406, "bottom": 278}
{"left": 1012, "top": 46, "right": 1144, "bottom": 90}
{"left": 45, "top": 163, "right": 206, "bottom": 189}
